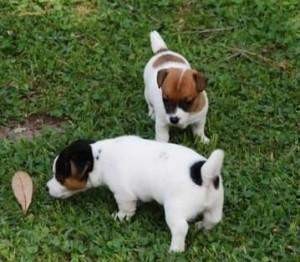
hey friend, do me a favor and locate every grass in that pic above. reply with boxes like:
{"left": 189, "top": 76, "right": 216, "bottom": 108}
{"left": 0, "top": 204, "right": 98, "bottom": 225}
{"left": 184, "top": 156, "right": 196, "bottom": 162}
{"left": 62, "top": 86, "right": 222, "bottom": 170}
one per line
{"left": 0, "top": 0, "right": 299, "bottom": 260}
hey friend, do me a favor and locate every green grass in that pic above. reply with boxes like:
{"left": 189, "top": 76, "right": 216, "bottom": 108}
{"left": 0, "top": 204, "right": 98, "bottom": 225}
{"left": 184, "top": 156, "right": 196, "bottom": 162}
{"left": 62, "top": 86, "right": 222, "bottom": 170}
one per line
{"left": 0, "top": 0, "right": 299, "bottom": 260}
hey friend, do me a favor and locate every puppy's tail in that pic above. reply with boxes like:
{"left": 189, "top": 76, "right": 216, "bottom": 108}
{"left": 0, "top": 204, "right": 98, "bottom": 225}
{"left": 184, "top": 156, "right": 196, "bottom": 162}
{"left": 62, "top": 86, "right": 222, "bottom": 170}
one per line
{"left": 150, "top": 31, "right": 168, "bottom": 54}
{"left": 201, "top": 150, "right": 224, "bottom": 187}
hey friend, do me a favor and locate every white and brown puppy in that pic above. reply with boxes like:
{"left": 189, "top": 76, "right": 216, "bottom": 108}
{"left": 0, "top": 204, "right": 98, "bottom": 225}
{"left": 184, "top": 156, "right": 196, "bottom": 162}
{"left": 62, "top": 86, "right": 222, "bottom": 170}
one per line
{"left": 144, "top": 31, "right": 209, "bottom": 143}
{"left": 46, "top": 136, "right": 224, "bottom": 252}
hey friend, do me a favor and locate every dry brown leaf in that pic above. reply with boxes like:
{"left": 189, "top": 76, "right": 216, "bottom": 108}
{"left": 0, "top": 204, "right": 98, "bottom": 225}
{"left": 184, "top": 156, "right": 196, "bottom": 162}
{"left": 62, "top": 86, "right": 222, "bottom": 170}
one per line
{"left": 11, "top": 171, "right": 33, "bottom": 215}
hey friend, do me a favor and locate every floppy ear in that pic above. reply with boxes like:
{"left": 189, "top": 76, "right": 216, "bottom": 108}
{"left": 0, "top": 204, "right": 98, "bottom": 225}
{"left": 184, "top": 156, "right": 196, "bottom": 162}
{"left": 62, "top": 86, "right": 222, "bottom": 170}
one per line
{"left": 193, "top": 71, "right": 207, "bottom": 92}
{"left": 70, "top": 160, "right": 91, "bottom": 180}
{"left": 157, "top": 69, "right": 169, "bottom": 88}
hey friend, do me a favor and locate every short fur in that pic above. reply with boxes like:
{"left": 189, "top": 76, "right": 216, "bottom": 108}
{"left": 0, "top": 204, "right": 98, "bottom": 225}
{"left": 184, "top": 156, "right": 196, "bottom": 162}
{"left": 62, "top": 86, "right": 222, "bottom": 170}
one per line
{"left": 144, "top": 31, "right": 210, "bottom": 143}
{"left": 153, "top": 54, "right": 186, "bottom": 68}
{"left": 47, "top": 136, "right": 224, "bottom": 252}
{"left": 52, "top": 139, "right": 94, "bottom": 192}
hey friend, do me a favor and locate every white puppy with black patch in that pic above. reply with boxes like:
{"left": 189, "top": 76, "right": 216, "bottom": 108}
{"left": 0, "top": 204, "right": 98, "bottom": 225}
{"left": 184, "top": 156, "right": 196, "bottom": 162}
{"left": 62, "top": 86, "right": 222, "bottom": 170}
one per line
{"left": 46, "top": 136, "right": 224, "bottom": 252}
{"left": 144, "top": 31, "right": 210, "bottom": 143}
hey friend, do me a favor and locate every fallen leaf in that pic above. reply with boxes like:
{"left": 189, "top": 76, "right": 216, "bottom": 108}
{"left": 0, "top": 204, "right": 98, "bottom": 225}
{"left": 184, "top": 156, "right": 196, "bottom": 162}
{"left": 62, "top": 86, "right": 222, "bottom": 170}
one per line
{"left": 11, "top": 171, "right": 33, "bottom": 215}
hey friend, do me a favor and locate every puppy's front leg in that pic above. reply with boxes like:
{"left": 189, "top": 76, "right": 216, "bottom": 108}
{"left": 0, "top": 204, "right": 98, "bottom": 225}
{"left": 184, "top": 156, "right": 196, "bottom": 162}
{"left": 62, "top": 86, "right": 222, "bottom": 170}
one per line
{"left": 144, "top": 89, "right": 155, "bottom": 120}
{"left": 192, "top": 118, "right": 210, "bottom": 144}
{"left": 155, "top": 120, "right": 169, "bottom": 142}
{"left": 165, "top": 206, "right": 188, "bottom": 252}
{"left": 147, "top": 104, "right": 155, "bottom": 119}
{"left": 113, "top": 196, "right": 137, "bottom": 222}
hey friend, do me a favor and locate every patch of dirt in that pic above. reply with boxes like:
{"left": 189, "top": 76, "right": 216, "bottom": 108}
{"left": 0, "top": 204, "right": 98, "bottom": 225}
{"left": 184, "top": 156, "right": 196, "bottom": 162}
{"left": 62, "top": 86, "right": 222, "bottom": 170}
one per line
{"left": 0, "top": 114, "right": 66, "bottom": 140}
{"left": 74, "top": 2, "right": 97, "bottom": 17}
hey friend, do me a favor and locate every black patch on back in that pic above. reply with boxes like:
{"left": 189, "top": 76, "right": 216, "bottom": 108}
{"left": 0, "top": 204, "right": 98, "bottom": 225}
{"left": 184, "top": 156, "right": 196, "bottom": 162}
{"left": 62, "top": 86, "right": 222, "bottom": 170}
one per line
{"left": 55, "top": 139, "right": 95, "bottom": 183}
{"left": 190, "top": 160, "right": 206, "bottom": 186}
{"left": 213, "top": 176, "right": 220, "bottom": 189}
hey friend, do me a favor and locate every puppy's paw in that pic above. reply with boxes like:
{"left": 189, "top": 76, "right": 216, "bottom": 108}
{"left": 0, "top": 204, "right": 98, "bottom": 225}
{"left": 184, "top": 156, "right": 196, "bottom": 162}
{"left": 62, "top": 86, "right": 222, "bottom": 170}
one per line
{"left": 169, "top": 244, "right": 185, "bottom": 253}
{"left": 199, "top": 135, "right": 210, "bottom": 144}
{"left": 112, "top": 211, "right": 133, "bottom": 222}
{"left": 195, "top": 221, "right": 214, "bottom": 231}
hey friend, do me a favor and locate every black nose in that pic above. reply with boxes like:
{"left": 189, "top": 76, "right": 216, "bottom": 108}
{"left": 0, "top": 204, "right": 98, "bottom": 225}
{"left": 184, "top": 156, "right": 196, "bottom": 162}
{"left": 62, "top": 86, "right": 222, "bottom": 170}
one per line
{"left": 45, "top": 186, "right": 49, "bottom": 192}
{"left": 170, "top": 116, "right": 179, "bottom": 124}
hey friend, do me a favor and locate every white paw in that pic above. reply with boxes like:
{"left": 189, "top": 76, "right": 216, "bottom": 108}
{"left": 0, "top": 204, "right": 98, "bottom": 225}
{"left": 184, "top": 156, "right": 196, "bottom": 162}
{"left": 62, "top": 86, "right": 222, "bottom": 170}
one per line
{"left": 195, "top": 221, "right": 214, "bottom": 230}
{"left": 112, "top": 211, "right": 133, "bottom": 222}
{"left": 199, "top": 135, "right": 210, "bottom": 144}
{"left": 169, "top": 244, "right": 185, "bottom": 253}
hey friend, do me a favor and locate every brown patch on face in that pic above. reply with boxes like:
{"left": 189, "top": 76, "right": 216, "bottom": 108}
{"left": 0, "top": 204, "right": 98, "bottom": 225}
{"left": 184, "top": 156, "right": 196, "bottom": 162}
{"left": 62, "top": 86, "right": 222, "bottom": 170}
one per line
{"left": 61, "top": 160, "right": 90, "bottom": 190}
{"left": 159, "top": 68, "right": 207, "bottom": 113}
{"left": 153, "top": 54, "right": 186, "bottom": 68}
{"left": 189, "top": 92, "right": 206, "bottom": 112}
{"left": 63, "top": 177, "right": 87, "bottom": 190}
{"left": 193, "top": 71, "right": 207, "bottom": 92}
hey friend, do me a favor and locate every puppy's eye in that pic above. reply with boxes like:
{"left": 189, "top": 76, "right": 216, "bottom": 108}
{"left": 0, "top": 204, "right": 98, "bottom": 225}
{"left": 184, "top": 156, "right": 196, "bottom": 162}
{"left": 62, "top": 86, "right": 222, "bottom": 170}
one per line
{"left": 162, "top": 97, "right": 176, "bottom": 113}
{"left": 179, "top": 98, "right": 194, "bottom": 111}
{"left": 163, "top": 96, "right": 171, "bottom": 105}
{"left": 162, "top": 95, "right": 169, "bottom": 101}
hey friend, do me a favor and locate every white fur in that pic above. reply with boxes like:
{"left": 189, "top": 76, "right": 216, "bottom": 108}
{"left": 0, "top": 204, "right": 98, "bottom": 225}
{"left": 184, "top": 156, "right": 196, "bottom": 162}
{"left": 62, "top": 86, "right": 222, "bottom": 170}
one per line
{"left": 144, "top": 31, "right": 209, "bottom": 143}
{"left": 150, "top": 31, "right": 168, "bottom": 53}
{"left": 47, "top": 136, "right": 224, "bottom": 252}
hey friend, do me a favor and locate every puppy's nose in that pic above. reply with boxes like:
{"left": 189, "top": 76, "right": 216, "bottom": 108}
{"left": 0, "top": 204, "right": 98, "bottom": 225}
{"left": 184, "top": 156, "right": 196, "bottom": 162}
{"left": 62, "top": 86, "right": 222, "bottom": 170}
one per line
{"left": 170, "top": 116, "right": 179, "bottom": 124}
{"left": 45, "top": 185, "right": 49, "bottom": 192}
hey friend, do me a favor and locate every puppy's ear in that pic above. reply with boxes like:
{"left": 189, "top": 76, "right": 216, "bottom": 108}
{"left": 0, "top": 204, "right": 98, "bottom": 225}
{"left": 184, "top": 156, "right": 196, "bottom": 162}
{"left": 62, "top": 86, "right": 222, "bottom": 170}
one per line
{"left": 193, "top": 70, "right": 207, "bottom": 92}
{"left": 70, "top": 160, "right": 91, "bottom": 180}
{"left": 157, "top": 69, "right": 169, "bottom": 88}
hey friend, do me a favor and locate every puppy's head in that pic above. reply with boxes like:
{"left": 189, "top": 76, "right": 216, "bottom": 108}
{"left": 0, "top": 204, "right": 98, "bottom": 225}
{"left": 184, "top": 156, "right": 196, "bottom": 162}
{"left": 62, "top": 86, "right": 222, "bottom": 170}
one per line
{"left": 46, "top": 139, "right": 94, "bottom": 199}
{"left": 157, "top": 68, "right": 207, "bottom": 126}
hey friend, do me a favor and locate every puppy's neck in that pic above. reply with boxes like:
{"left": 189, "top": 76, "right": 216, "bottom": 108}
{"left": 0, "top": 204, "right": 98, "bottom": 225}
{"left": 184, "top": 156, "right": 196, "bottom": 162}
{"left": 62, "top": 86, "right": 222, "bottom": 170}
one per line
{"left": 88, "top": 142, "right": 108, "bottom": 187}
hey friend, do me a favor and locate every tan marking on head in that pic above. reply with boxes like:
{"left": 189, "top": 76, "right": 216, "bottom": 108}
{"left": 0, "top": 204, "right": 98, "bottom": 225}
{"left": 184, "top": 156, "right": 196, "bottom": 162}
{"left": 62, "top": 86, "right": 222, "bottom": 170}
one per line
{"left": 153, "top": 54, "right": 186, "bottom": 68}
{"left": 63, "top": 177, "right": 87, "bottom": 190}
{"left": 189, "top": 92, "right": 206, "bottom": 112}
{"left": 160, "top": 68, "right": 207, "bottom": 113}
{"left": 62, "top": 160, "right": 90, "bottom": 190}
{"left": 161, "top": 69, "right": 198, "bottom": 101}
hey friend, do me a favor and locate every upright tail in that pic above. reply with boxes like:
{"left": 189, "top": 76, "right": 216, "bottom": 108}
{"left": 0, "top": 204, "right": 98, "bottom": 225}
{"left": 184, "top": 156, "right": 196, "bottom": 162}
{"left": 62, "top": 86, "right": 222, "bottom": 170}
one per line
{"left": 201, "top": 150, "right": 224, "bottom": 187}
{"left": 150, "top": 31, "right": 168, "bottom": 54}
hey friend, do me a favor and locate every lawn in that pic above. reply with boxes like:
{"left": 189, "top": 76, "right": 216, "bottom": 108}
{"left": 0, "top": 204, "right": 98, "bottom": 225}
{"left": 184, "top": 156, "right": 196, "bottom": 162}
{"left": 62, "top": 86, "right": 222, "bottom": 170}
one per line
{"left": 0, "top": 0, "right": 299, "bottom": 260}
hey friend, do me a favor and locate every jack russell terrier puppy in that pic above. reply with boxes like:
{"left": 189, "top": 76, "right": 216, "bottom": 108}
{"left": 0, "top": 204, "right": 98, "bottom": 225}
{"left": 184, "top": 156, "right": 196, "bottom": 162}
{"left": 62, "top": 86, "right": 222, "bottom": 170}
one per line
{"left": 144, "top": 31, "right": 210, "bottom": 143}
{"left": 46, "top": 136, "right": 224, "bottom": 252}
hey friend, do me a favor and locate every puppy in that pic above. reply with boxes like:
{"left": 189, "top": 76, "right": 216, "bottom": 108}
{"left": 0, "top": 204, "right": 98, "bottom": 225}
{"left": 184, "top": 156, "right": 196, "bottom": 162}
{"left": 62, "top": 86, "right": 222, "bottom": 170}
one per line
{"left": 144, "top": 31, "right": 210, "bottom": 143}
{"left": 46, "top": 136, "right": 224, "bottom": 252}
